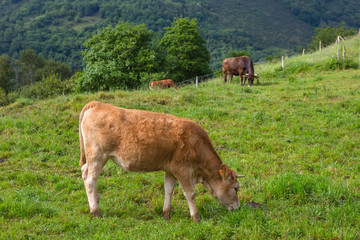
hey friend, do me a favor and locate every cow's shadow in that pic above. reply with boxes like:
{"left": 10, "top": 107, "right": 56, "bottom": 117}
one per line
{"left": 256, "top": 81, "right": 279, "bottom": 86}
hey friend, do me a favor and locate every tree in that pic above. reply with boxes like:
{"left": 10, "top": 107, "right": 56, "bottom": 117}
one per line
{"left": 227, "top": 50, "right": 251, "bottom": 58}
{"left": 79, "top": 22, "right": 156, "bottom": 91}
{"left": 13, "top": 49, "right": 45, "bottom": 87}
{"left": 0, "top": 54, "right": 14, "bottom": 93}
{"left": 13, "top": 49, "right": 72, "bottom": 89}
{"left": 307, "top": 23, "right": 356, "bottom": 51}
{"left": 161, "top": 18, "right": 211, "bottom": 82}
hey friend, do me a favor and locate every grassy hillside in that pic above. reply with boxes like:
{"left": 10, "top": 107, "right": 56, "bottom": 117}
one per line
{"left": 1, "top": 0, "right": 359, "bottom": 70}
{"left": 256, "top": 35, "right": 360, "bottom": 74}
{"left": 1, "top": 51, "right": 360, "bottom": 239}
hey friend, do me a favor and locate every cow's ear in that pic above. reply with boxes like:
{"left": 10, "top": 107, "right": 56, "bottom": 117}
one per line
{"left": 219, "top": 164, "right": 234, "bottom": 181}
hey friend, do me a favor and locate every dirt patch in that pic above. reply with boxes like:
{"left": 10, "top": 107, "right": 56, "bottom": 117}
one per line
{"left": 246, "top": 201, "right": 265, "bottom": 209}
{"left": 0, "top": 158, "right": 7, "bottom": 163}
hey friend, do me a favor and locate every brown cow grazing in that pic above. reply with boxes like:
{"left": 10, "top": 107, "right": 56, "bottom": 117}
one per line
{"left": 79, "top": 101, "right": 244, "bottom": 221}
{"left": 149, "top": 79, "right": 177, "bottom": 90}
{"left": 222, "top": 56, "right": 258, "bottom": 86}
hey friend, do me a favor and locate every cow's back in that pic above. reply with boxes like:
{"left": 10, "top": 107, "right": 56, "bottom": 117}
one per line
{"left": 81, "top": 101, "right": 208, "bottom": 172}
{"left": 222, "top": 56, "right": 252, "bottom": 74}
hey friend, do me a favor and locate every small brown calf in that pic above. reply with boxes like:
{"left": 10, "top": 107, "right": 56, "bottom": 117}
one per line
{"left": 79, "top": 101, "right": 244, "bottom": 221}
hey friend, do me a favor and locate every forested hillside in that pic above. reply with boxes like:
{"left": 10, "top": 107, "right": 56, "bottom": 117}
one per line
{"left": 1, "top": 0, "right": 359, "bottom": 70}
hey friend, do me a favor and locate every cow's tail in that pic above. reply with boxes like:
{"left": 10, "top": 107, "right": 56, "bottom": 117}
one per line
{"left": 79, "top": 101, "right": 101, "bottom": 166}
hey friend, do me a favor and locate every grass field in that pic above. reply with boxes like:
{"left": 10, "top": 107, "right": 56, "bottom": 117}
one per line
{"left": 1, "top": 66, "right": 359, "bottom": 239}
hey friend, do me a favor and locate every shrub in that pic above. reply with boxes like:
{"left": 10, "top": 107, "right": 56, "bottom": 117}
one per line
{"left": 19, "top": 73, "right": 75, "bottom": 99}
{"left": 317, "top": 58, "right": 358, "bottom": 71}
{"left": 0, "top": 87, "right": 7, "bottom": 106}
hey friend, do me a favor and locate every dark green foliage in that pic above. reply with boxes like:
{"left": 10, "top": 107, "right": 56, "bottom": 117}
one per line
{"left": 161, "top": 18, "right": 211, "bottom": 82}
{"left": 227, "top": 50, "right": 251, "bottom": 58}
{"left": 1, "top": 0, "right": 359, "bottom": 72}
{"left": 79, "top": 22, "right": 156, "bottom": 91}
{"left": 0, "top": 55, "right": 14, "bottom": 93}
{"left": 13, "top": 49, "right": 72, "bottom": 89}
{"left": 280, "top": 0, "right": 360, "bottom": 27}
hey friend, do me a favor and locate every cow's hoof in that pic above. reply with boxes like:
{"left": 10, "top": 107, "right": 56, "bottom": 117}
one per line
{"left": 90, "top": 208, "right": 102, "bottom": 218}
{"left": 192, "top": 214, "right": 201, "bottom": 222}
{"left": 163, "top": 211, "right": 171, "bottom": 220}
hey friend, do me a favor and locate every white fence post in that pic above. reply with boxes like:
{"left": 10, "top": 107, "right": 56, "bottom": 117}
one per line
{"left": 196, "top": 76, "right": 198, "bottom": 88}
{"left": 319, "top": 41, "right": 322, "bottom": 51}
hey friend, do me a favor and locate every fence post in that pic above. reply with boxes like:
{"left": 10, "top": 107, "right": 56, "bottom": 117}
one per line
{"left": 319, "top": 41, "right": 322, "bottom": 51}
{"left": 196, "top": 76, "right": 198, "bottom": 88}
{"left": 302, "top": 49, "right": 305, "bottom": 55}
{"left": 282, "top": 56, "right": 284, "bottom": 71}
{"left": 343, "top": 46, "right": 346, "bottom": 60}
{"left": 337, "top": 49, "right": 340, "bottom": 61}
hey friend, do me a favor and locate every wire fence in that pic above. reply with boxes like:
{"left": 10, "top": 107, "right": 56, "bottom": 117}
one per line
{"left": 176, "top": 71, "right": 222, "bottom": 87}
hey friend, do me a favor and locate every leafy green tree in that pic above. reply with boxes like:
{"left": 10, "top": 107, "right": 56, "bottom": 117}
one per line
{"left": 13, "top": 49, "right": 45, "bottom": 87}
{"left": 227, "top": 50, "right": 251, "bottom": 58}
{"left": 161, "top": 18, "right": 211, "bottom": 82}
{"left": 307, "top": 23, "right": 356, "bottom": 51}
{"left": 13, "top": 49, "right": 72, "bottom": 89}
{"left": 79, "top": 22, "right": 156, "bottom": 91}
{"left": 0, "top": 54, "right": 14, "bottom": 93}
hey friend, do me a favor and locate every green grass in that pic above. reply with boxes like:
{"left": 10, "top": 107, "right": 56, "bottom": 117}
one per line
{"left": 256, "top": 35, "right": 360, "bottom": 75}
{"left": 1, "top": 67, "right": 359, "bottom": 239}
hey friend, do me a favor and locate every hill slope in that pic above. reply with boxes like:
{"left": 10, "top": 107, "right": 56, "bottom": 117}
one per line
{"left": 1, "top": 66, "right": 360, "bottom": 238}
{"left": 1, "top": 35, "right": 360, "bottom": 237}
{"left": 1, "top": 0, "right": 360, "bottom": 69}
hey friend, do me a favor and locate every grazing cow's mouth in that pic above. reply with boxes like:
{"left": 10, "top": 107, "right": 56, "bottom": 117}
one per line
{"left": 227, "top": 202, "right": 240, "bottom": 211}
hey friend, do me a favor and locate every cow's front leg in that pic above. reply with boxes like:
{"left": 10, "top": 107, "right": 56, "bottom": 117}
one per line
{"left": 176, "top": 176, "right": 200, "bottom": 222}
{"left": 82, "top": 160, "right": 103, "bottom": 217}
{"left": 222, "top": 72, "right": 227, "bottom": 85}
{"left": 228, "top": 74, "right": 233, "bottom": 84}
{"left": 163, "top": 172, "right": 176, "bottom": 220}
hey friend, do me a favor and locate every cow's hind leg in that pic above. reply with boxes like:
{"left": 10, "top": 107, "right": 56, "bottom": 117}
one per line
{"left": 163, "top": 172, "right": 176, "bottom": 220}
{"left": 82, "top": 158, "right": 105, "bottom": 217}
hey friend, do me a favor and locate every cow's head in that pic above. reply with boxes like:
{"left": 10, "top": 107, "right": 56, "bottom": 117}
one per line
{"left": 245, "top": 74, "right": 259, "bottom": 86}
{"left": 204, "top": 164, "right": 244, "bottom": 210}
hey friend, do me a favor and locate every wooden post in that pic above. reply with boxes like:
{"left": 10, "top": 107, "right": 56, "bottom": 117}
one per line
{"left": 196, "top": 76, "right": 198, "bottom": 88}
{"left": 319, "top": 41, "right": 322, "bottom": 51}
{"left": 337, "top": 49, "right": 340, "bottom": 61}
{"left": 343, "top": 46, "right": 346, "bottom": 60}
{"left": 282, "top": 56, "right": 284, "bottom": 71}
{"left": 302, "top": 49, "right": 305, "bottom": 55}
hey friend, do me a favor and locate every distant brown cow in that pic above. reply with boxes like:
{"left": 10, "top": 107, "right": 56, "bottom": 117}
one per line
{"left": 149, "top": 79, "right": 177, "bottom": 90}
{"left": 222, "top": 56, "right": 258, "bottom": 86}
{"left": 79, "top": 101, "right": 244, "bottom": 221}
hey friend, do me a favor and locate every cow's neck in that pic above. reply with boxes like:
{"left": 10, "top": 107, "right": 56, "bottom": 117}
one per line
{"left": 196, "top": 150, "right": 223, "bottom": 193}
